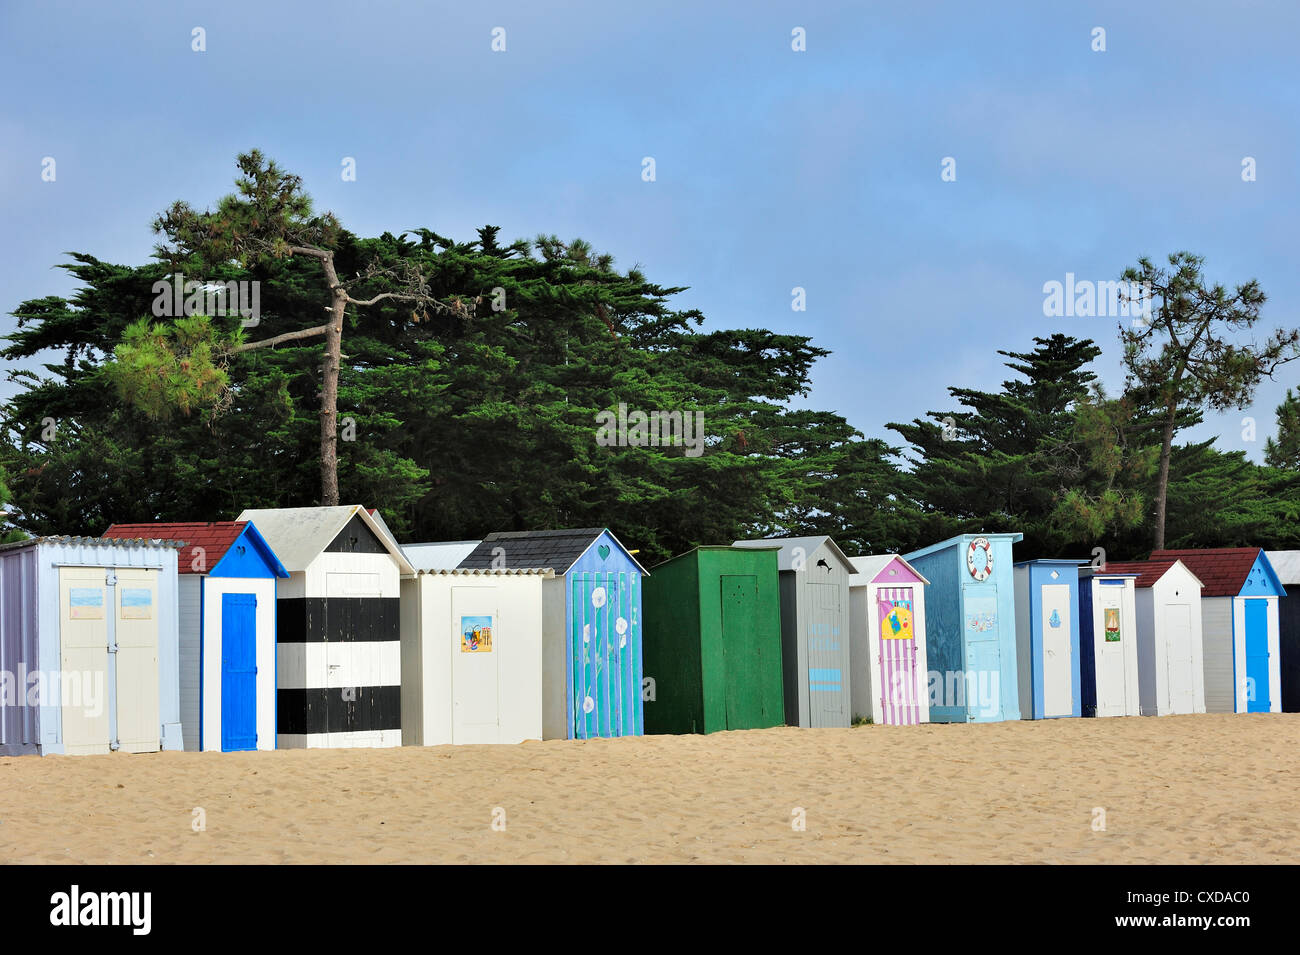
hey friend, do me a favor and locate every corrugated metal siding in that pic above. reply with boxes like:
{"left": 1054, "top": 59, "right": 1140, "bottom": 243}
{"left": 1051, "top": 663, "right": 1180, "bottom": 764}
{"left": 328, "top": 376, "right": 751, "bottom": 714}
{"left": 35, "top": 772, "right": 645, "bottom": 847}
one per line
{"left": 1014, "top": 565, "right": 1032, "bottom": 716}
{"left": 1202, "top": 597, "right": 1234, "bottom": 713}
{"left": 0, "top": 547, "right": 40, "bottom": 754}
{"left": 177, "top": 575, "right": 202, "bottom": 751}
{"left": 0, "top": 539, "right": 181, "bottom": 754}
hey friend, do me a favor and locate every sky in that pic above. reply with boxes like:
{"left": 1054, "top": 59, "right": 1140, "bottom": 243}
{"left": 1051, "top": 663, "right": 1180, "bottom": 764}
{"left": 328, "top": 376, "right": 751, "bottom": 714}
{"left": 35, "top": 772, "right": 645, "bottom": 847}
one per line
{"left": 1, "top": 0, "right": 1297, "bottom": 461}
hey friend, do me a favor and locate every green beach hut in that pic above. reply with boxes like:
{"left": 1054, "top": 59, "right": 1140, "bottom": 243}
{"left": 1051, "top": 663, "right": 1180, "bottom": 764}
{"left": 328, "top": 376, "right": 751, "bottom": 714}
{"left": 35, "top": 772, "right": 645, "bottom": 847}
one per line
{"left": 642, "top": 546, "right": 785, "bottom": 734}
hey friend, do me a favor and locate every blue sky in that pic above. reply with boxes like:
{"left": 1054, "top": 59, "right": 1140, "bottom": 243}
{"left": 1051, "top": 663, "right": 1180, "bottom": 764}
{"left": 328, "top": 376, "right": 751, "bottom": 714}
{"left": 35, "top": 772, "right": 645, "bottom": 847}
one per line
{"left": 2, "top": 1, "right": 1297, "bottom": 460}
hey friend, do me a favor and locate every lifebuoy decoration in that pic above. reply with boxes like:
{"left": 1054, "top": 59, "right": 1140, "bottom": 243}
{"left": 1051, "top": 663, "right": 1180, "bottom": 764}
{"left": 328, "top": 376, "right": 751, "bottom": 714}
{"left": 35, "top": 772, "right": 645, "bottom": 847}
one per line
{"left": 966, "top": 537, "right": 994, "bottom": 581}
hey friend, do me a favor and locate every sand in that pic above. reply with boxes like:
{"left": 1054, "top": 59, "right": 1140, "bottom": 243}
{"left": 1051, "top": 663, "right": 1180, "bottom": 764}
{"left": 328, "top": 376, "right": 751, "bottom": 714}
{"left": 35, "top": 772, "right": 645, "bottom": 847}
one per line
{"left": 1, "top": 713, "right": 1297, "bottom": 864}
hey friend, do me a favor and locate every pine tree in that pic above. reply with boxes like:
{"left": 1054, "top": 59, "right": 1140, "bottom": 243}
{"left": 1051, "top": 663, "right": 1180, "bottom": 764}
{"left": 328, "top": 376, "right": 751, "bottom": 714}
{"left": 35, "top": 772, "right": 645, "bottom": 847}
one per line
{"left": 1264, "top": 389, "right": 1300, "bottom": 470}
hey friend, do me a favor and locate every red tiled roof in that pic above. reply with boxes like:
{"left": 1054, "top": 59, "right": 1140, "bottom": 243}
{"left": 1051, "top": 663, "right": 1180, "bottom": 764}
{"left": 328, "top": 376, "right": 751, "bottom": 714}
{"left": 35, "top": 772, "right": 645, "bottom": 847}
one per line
{"left": 1097, "top": 559, "right": 1183, "bottom": 589}
{"left": 1150, "top": 548, "right": 1261, "bottom": 597}
{"left": 102, "top": 522, "right": 248, "bottom": 573}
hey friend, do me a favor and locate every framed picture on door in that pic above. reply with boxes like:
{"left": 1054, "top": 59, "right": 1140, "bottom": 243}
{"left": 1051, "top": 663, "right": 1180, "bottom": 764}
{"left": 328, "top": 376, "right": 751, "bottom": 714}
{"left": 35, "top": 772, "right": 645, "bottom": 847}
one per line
{"left": 460, "top": 615, "right": 494, "bottom": 653}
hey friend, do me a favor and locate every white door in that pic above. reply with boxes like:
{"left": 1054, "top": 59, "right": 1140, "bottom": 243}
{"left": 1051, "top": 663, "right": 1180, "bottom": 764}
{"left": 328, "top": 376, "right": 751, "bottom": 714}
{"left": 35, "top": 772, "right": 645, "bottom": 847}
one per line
{"left": 323, "top": 573, "right": 381, "bottom": 747}
{"left": 451, "top": 588, "right": 500, "bottom": 744}
{"left": 113, "top": 569, "right": 161, "bottom": 753}
{"left": 1164, "top": 604, "right": 1196, "bottom": 714}
{"left": 59, "top": 568, "right": 111, "bottom": 755}
{"left": 1041, "top": 585, "right": 1073, "bottom": 716}
{"left": 1095, "top": 588, "right": 1127, "bottom": 716}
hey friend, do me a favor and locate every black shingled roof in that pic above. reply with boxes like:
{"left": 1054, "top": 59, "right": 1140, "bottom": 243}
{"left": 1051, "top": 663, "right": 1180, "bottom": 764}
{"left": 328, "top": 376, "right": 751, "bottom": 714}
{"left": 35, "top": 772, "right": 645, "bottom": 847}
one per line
{"left": 457, "top": 528, "right": 607, "bottom": 572}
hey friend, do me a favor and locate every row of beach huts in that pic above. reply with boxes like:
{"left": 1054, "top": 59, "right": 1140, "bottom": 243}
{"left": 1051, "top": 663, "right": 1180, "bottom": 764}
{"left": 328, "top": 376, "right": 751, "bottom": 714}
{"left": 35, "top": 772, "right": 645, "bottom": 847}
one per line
{"left": 0, "top": 508, "right": 1296, "bottom": 755}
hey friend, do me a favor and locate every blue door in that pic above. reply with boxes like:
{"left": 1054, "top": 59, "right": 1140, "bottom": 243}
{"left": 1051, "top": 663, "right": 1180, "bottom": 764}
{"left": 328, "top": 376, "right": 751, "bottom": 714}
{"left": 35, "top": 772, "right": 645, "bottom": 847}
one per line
{"left": 221, "top": 592, "right": 258, "bottom": 751}
{"left": 1244, "top": 600, "right": 1270, "bottom": 713}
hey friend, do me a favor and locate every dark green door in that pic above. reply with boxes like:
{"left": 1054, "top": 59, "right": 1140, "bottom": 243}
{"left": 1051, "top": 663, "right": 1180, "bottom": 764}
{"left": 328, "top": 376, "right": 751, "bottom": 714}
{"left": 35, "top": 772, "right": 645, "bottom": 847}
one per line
{"left": 721, "top": 575, "right": 764, "bottom": 729}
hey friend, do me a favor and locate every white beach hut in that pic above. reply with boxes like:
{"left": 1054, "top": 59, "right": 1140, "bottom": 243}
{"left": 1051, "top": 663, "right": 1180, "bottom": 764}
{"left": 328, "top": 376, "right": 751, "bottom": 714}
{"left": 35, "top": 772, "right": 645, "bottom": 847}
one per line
{"left": 400, "top": 568, "right": 552, "bottom": 745}
{"left": 1102, "top": 559, "right": 1206, "bottom": 716}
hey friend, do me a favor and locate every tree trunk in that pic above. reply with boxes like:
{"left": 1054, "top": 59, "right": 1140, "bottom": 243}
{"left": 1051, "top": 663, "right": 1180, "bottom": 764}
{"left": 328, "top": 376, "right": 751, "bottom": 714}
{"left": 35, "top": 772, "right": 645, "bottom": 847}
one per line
{"left": 1153, "top": 411, "right": 1176, "bottom": 551}
{"left": 319, "top": 281, "right": 346, "bottom": 507}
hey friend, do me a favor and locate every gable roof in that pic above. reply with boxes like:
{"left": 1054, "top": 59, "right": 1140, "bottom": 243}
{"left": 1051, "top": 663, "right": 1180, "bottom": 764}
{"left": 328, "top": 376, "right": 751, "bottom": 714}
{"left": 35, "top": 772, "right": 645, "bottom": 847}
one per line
{"left": 1151, "top": 547, "right": 1282, "bottom": 597}
{"left": 903, "top": 532, "right": 1024, "bottom": 564}
{"left": 404, "top": 540, "right": 482, "bottom": 571}
{"left": 849, "top": 554, "right": 929, "bottom": 585}
{"left": 1098, "top": 558, "right": 1203, "bottom": 590}
{"left": 733, "top": 536, "right": 858, "bottom": 574}
{"left": 234, "top": 505, "right": 414, "bottom": 574}
{"left": 365, "top": 508, "right": 403, "bottom": 552}
{"left": 1266, "top": 550, "right": 1300, "bottom": 586}
{"left": 458, "top": 528, "right": 647, "bottom": 575}
{"left": 101, "top": 521, "right": 288, "bottom": 576}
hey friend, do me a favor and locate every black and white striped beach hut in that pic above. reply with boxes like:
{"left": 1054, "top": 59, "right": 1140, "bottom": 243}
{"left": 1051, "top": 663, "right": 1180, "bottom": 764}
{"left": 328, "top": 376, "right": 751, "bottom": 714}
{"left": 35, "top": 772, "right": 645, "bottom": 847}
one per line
{"left": 236, "top": 505, "right": 414, "bottom": 748}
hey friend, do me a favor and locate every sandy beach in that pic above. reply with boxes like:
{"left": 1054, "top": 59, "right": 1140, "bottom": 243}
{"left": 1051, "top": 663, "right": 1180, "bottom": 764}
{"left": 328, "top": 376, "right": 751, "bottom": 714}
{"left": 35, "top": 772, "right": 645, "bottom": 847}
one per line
{"left": 2, "top": 713, "right": 1297, "bottom": 864}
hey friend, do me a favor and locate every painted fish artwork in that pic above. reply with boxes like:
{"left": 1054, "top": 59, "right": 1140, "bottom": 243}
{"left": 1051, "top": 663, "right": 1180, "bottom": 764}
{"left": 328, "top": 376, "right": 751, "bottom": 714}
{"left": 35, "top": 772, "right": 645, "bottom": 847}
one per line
{"left": 460, "top": 615, "right": 494, "bottom": 653}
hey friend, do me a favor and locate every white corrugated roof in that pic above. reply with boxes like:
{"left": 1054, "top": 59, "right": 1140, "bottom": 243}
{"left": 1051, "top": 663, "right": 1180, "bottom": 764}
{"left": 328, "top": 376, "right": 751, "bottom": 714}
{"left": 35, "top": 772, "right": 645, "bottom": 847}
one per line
{"left": 234, "top": 505, "right": 414, "bottom": 574}
{"left": 733, "top": 536, "right": 858, "bottom": 574}
{"left": 1266, "top": 550, "right": 1300, "bottom": 585}
{"left": 412, "top": 567, "right": 554, "bottom": 577}
{"left": 404, "top": 540, "right": 482, "bottom": 571}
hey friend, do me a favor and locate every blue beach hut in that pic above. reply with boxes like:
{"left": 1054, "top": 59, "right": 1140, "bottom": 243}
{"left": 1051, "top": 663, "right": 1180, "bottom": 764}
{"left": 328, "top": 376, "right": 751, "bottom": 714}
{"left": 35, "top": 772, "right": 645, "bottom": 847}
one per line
{"left": 904, "top": 533, "right": 1023, "bottom": 723}
{"left": 104, "top": 521, "right": 289, "bottom": 751}
{"left": 1013, "top": 559, "right": 1086, "bottom": 719}
{"left": 458, "top": 529, "right": 647, "bottom": 739}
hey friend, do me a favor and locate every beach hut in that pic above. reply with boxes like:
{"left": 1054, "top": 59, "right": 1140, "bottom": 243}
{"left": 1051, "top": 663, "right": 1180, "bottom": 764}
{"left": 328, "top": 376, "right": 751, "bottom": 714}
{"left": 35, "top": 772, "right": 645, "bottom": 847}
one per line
{"left": 0, "top": 536, "right": 182, "bottom": 756}
{"left": 236, "top": 505, "right": 415, "bottom": 749}
{"left": 903, "top": 534, "right": 1023, "bottom": 723}
{"left": 1151, "top": 548, "right": 1284, "bottom": 714}
{"left": 1265, "top": 550, "right": 1300, "bottom": 711}
{"left": 732, "top": 536, "right": 856, "bottom": 728}
{"left": 1099, "top": 559, "right": 1205, "bottom": 716}
{"left": 1012, "top": 560, "right": 1085, "bottom": 719}
{"left": 1077, "top": 568, "right": 1142, "bottom": 717}
{"left": 458, "top": 529, "right": 647, "bottom": 739}
{"left": 400, "top": 568, "right": 552, "bottom": 745}
{"left": 642, "top": 546, "right": 785, "bottom": 734}
{"left": 848, "top": 554, "right": 930, "bottom": 725}
{"left": 102, "top": 522, "right": 288, "bottom": 751}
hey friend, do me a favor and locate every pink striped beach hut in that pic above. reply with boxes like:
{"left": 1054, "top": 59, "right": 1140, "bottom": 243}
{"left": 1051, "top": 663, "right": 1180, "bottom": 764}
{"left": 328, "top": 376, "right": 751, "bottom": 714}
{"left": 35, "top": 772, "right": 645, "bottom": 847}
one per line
{"left": 849, "top": 555, "right": 930, "bottom": 724}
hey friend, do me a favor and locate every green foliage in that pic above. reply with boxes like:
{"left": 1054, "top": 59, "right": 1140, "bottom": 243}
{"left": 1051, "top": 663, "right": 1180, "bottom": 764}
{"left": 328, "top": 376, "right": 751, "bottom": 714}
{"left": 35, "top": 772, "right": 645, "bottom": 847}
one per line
{"left": 1, "top": 229, "right": 904, "bottom": 561}
{"left": 1119, "top": 251, "right": 1300, "bottom": 546}
{"left": 887, "top": 335, "right": 1132, "bottom": 554}
{"left": 152, "top": 149, "right": 340, "bottom": 270}
{"left": 6, "top": 215, "right": 1299, "bottom": 565}
{"left": 106, "top": 316, "right": 230, "bottom": 419}
{"left": 1264, "top": 389, "right": 1300, "bottom": 470}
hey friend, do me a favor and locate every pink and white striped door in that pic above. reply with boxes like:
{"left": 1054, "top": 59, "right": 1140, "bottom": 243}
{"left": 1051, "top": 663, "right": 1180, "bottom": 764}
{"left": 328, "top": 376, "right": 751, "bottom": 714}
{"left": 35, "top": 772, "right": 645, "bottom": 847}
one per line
{"left": 877, "top": 587, "right": 920, "bottom": 725}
